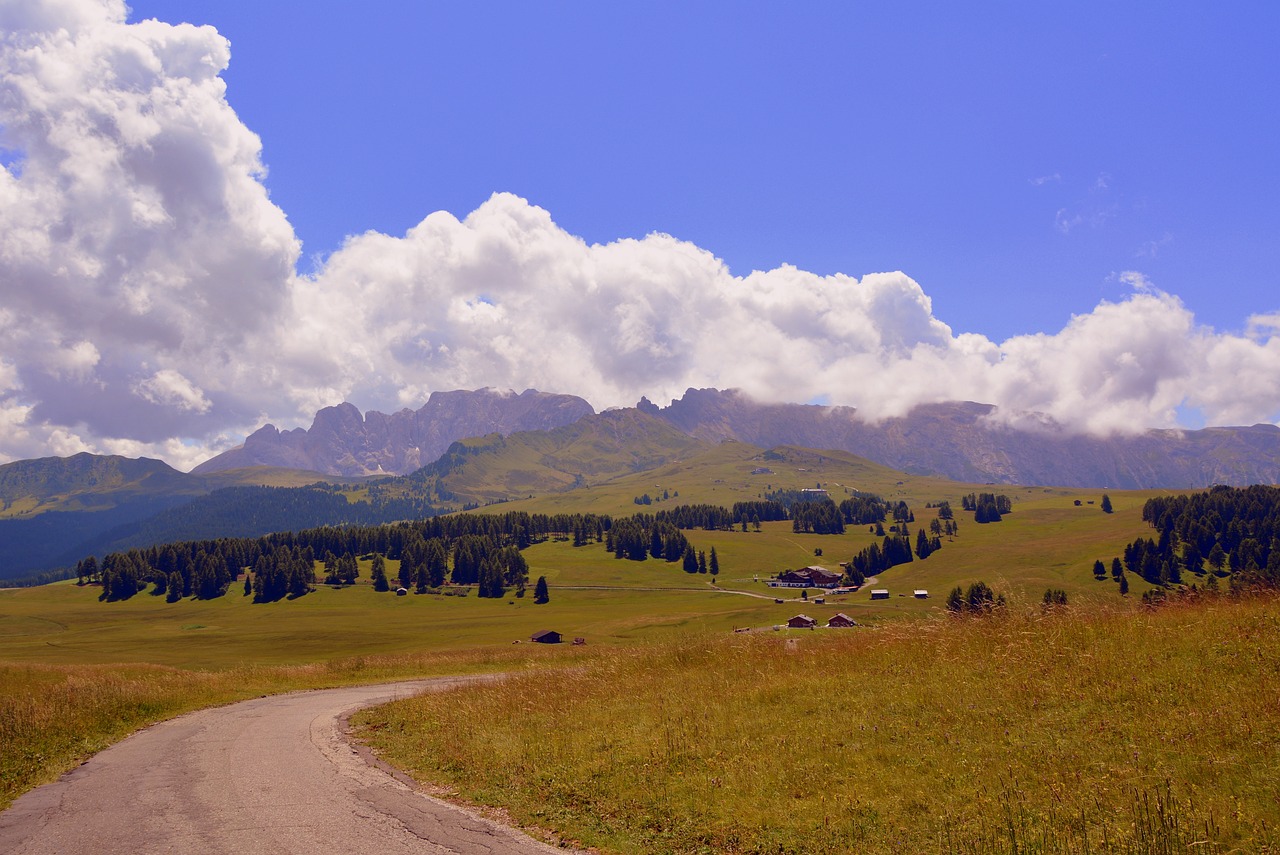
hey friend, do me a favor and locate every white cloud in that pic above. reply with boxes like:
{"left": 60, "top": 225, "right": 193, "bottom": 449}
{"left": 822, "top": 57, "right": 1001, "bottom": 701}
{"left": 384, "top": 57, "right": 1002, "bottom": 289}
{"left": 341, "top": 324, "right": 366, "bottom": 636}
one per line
{"left": 1, "top": 0, "right": 1279, "bottom": 471}
{"left": 0, "top": 0, "right": 298, "bottom": 453}
{"left": 133, "top": 368, "right": 211, "bottom": 414}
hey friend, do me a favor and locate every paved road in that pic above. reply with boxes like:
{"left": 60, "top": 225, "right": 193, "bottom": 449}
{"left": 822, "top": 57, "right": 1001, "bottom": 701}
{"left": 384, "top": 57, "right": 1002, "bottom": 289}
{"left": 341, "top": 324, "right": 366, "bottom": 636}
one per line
{"left": 0, "top": 678, "right": 578, "bottom": 855}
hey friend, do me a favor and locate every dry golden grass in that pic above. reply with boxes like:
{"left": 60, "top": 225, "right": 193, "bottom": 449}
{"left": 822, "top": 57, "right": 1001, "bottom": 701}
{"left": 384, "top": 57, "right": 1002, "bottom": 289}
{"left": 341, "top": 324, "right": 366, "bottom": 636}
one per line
{"left": 355, "top": 593, "right": 1280, "bottom": 854}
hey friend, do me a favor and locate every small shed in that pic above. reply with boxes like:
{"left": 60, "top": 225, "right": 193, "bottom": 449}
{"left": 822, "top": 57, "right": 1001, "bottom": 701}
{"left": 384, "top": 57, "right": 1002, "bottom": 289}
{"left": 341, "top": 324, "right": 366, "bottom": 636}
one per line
{"left": 827, "top": 613, "right": 857, "bottom": 628}
{"left": 395, "top": 587, "right": 408, "bottom": 596}
{"left": 787, "top": 614, "right": 817, "bottom": 629}
{"left": 870, "top": 589, "right": 890, "bottom": 600}
{"left": 914, "top": 589, "right": 929, "bottom": 599}
{"left": 530, "top": 629, "right": 563, "bottom": 644}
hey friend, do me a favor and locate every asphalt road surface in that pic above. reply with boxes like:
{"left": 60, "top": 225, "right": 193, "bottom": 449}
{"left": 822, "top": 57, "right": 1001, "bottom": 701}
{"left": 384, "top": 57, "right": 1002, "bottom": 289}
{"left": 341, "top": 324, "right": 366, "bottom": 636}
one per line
{"left": 0, "top": 678, "right": 579, "bottom": 854}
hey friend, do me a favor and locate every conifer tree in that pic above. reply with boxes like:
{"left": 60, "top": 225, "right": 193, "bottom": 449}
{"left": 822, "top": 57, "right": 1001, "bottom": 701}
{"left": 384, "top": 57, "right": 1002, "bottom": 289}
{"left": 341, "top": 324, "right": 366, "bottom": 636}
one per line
{"left": 371, "top": 554, "right": 389, "bottom": 592}
{"left": 534, "top": 575, "right": 550, "bottom": 604}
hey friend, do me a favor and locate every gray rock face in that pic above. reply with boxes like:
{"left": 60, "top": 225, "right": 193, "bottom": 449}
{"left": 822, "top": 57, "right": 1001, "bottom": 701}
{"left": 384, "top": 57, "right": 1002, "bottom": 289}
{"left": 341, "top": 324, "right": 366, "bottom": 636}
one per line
{"left": 648, "top": 388, "right": 1280, "bottom": 489}
{"left": 193, "top": 389, "right": 595, "bottom": 477}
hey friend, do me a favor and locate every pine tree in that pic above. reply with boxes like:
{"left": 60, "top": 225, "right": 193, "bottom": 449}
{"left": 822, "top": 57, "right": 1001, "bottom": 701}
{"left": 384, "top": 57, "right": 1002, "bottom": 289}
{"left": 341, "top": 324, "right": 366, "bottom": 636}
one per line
{"left": 534, "top": 575, "right": 550, "bottom": 604}
{"left": 371, "top": 554, "right": 389, "bottom": 592}
{"left": 709, "top": 547, "right": 719, "bottom": 577}
{"left": 1101, "top": 494, "right": 1113, "bottom": 514}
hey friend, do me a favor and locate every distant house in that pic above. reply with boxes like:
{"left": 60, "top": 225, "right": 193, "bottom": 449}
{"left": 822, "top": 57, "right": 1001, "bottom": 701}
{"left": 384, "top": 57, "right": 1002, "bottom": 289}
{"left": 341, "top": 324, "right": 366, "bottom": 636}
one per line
{"left": 395, "top": 587, "right": 408, "bottom": 596}
{"left": 914, "top": 589, "right": 929, "bottom": 599}
{"left": 870, "top": 589, "right": 890, "bottom": 600}
{"left": 530, "top": 630, "right": 562, "bottom": 644}
{"left": 827, "top": 613, "right": 857, "bottom": 628}
{"left": 787, "top": 614, "right": 817, "bottom": 629}
{"left": 772, "top": 566, "right": 843, "bottom": 588}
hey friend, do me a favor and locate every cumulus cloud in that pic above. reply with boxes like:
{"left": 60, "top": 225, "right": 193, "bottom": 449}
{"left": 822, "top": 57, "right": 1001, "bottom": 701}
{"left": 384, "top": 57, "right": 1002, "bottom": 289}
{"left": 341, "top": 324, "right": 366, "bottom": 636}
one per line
{"left": 1, "top": 0, "right": 1278, "bottom": 470}
{"left": 0, "top": 0, "right": 298, "bottom": 464}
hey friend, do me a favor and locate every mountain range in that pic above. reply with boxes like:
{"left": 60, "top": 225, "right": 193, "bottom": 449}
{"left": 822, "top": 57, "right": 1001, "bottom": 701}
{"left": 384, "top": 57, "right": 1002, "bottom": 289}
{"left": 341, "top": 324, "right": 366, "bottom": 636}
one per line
{"left": 195, "top": 386, "right": 1280, "bottom": 490}
{"left": 4, "top": 386, "right": 1280, "bottom": 581}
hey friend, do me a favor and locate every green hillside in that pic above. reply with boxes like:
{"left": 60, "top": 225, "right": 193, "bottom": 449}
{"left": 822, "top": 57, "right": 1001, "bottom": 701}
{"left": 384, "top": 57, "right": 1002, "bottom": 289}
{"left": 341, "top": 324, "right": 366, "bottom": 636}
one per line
{"left": 405, "top": 408, "right": 712, "bottom": 504}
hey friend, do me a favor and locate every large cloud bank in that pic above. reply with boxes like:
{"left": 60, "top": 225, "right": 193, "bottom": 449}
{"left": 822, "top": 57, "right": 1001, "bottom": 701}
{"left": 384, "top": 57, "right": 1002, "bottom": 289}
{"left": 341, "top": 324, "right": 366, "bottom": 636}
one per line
{"left": 2, "top": 1, "right": 1279, "bottom": 470}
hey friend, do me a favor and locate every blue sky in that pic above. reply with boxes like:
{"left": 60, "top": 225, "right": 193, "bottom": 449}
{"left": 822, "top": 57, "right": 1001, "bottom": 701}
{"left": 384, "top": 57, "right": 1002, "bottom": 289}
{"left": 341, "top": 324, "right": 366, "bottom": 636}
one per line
{"left": 127, "top": 1, "right": 1280, "bottom": 341}
{"left": 2, "top": 0, "right": 1280, "bottom": 468}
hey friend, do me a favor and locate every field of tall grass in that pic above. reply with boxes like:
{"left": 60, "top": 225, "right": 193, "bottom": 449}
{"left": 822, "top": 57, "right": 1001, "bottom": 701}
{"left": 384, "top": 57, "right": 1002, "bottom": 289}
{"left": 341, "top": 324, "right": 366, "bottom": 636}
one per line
{"left": 354, "top": 593, "right": 1280, "bottom": 854}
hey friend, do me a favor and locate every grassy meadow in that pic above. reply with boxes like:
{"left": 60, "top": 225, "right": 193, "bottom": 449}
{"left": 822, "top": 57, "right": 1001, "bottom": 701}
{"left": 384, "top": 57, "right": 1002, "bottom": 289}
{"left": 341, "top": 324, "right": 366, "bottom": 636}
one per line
{"left": 4, "top": 476, "right": 1273, "bottom": 853}
{"left": 354, "top": 594, "right": 1280, "bottom": 854}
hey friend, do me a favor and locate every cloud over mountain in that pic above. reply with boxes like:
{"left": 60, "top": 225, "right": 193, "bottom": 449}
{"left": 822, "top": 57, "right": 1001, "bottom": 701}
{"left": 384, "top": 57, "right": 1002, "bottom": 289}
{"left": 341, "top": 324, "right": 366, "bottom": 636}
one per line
{"left": 1, "top": 0, "right": 1278, "bottom": 470}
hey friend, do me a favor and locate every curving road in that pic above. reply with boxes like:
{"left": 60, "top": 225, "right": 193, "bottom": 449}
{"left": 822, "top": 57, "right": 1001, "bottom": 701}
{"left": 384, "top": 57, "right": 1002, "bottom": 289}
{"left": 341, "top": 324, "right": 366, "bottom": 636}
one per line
{"left": 0, "top": 678, "right": 579, "bottom": 855}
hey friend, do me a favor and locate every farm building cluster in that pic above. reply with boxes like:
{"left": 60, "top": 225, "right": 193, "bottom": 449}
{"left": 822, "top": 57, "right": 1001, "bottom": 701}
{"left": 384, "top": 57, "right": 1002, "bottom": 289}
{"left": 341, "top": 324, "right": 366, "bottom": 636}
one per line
{"left": 787, "top": 613, "right": 858, "bottom": 629}
{"left": 768, "top": 567, "right": 928, "bottom": 601}
{"left": 769, "top": 566, "right": 843, "bottom": 588}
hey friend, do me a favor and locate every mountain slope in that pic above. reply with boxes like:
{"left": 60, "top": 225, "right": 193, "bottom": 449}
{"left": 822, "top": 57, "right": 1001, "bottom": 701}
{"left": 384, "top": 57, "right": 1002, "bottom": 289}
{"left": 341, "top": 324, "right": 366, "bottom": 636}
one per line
{"left": 406, "top": 408, "right": 713, "bottom": 504}
{"left": 0, "top": 453, "right": 194, "bottom": 517}
{"left": 646, "top": 388, "right": 1280, "bottom": 489}
{"left": 0, "top": 454, "right": 381, "bottom": 581}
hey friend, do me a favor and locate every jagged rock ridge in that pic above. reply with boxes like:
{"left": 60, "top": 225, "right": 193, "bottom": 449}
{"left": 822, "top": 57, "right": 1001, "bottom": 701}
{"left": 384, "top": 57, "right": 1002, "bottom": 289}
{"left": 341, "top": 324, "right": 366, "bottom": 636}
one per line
{"left": 193, "top": 389, "right": 595, "bottom": 477}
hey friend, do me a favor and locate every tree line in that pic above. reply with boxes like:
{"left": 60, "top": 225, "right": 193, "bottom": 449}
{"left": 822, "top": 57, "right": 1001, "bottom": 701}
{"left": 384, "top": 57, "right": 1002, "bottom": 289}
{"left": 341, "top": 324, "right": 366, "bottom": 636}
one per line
{"left": 82, "top": 511, "right": 611, "bottom": 603}
{"left": 1108, "top": 485, "right": 1280, "bottom": 593}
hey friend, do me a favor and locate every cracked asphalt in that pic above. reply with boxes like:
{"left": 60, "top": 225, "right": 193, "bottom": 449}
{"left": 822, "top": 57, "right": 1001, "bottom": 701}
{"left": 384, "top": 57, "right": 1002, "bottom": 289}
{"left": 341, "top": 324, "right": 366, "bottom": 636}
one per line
{"left": 0, "top": 678, "right": 581, "bottom": 854}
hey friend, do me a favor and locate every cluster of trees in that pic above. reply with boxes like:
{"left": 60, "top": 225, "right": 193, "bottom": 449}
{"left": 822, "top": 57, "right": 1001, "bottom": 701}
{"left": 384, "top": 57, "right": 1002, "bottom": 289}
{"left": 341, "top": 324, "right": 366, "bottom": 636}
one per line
{"left": 945, "top": 581, "right": 1006, "bottom": 614}
{"left": 82, "top": 511, "right": 614, "bottom": 603}
{"left": 791, "top": 499, "right": 845, "bottom": 534}
{"left": 844, "top": 533, "right": 910, "bottom": 585}
{"left": 253, "top": 545, "right": 316, "bottom": 601}
{"left": 1108, "top": 485, "right": 1280, "bottom": 593}
{"left": 733, "top": 500, "right": 787, "bottom": 525}
{"left": 1042, "top": 588, "right": 1069, "bottom": 608}
{"left": 839, "top": 496, "right": 891, "bottom": 525}
{"left": 606, "top": 515, "right": 690, "bottom": 562}
{"left": 648, "top": 496, "right": 893, "bottom": 536}
{"left": 842, "top": 511, "right": 946, "bottom": 585}
{"left": 962, "top": 492, "right": 1012, "bottom": 523}
{"left": 680, "top": 546, "right": 720, "bottom": 576}
{"left": 83, "top": 539, "right": 253, "bottom": 603}
{"left": 764, "top": 488, "right": 828, "bottom": 508}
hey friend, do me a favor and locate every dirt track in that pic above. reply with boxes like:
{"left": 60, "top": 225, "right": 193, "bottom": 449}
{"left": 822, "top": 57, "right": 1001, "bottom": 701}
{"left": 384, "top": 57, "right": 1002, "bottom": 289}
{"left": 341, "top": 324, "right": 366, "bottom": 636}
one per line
{"left": 0, "top": 678, "right": 580, "bottom": 854}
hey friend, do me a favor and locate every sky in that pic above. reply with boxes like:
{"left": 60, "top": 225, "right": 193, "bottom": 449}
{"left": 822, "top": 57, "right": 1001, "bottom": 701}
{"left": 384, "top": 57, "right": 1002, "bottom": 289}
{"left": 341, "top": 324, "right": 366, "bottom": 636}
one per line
{"left": 1, "top": 0, "right": 1279, "bottom": 471}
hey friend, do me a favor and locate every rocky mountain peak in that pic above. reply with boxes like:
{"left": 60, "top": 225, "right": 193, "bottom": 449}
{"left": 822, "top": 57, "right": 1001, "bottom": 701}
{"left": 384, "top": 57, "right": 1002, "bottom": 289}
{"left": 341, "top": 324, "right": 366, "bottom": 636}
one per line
{"left": 193, "top": 389, "right": 595, "bottom": 477}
